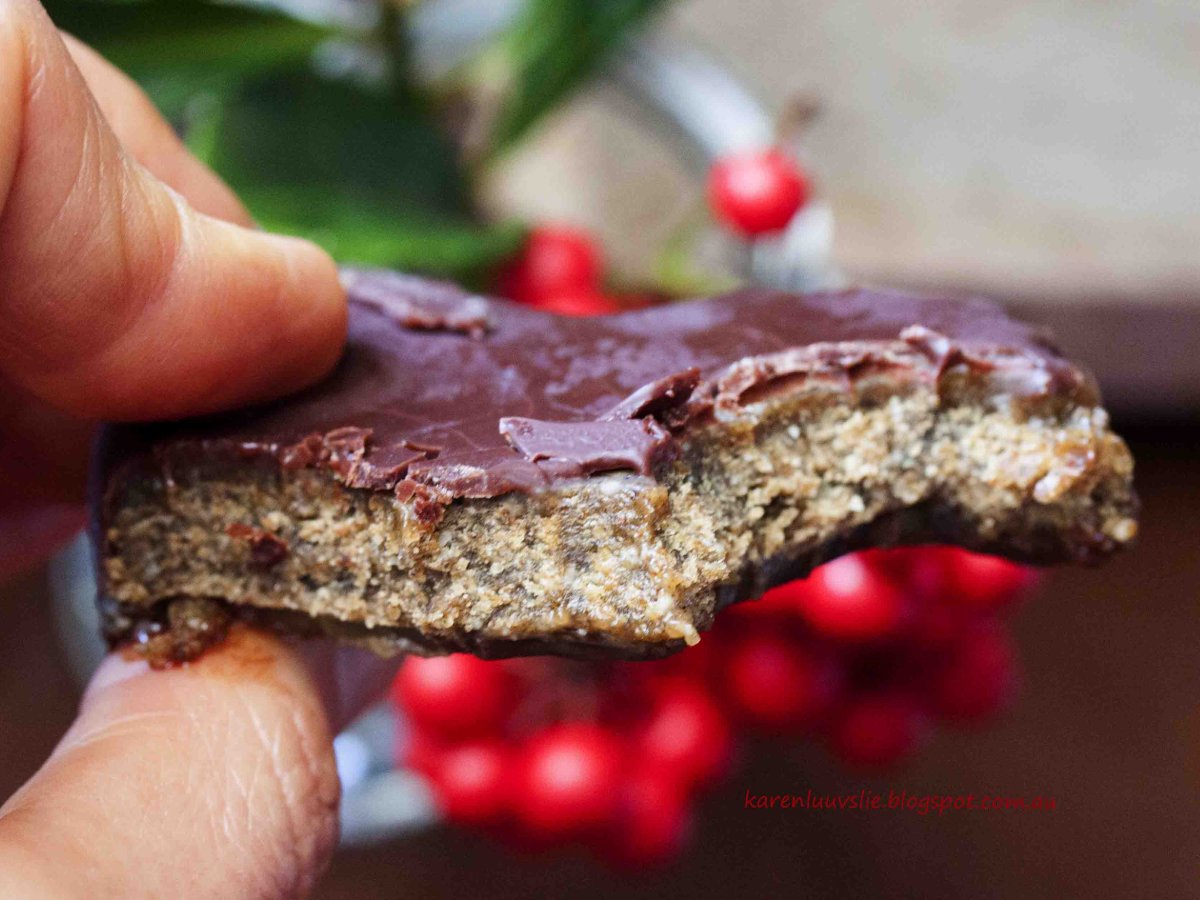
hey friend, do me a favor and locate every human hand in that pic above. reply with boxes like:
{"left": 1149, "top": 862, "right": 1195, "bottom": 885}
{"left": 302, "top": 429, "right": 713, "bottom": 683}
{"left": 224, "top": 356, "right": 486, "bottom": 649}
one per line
{"left": 0, "top": 2, "right": 388, "bottom": 895}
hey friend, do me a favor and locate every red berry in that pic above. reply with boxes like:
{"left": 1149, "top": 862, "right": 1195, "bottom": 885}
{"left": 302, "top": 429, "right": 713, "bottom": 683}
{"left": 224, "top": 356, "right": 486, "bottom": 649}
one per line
{"left": 856, "top": 547, "right": 918, "bottom": 581}
{"left": 601, "top": 771, "right": 689, "bottom": 868}
{"left": 797, "top": 554, "right": 906, "bottom": 641}
{"left": 430, "top": 740, "right": 510, "bottom": 825}
{"left": 534, "top": 287, "right": 618, "bottom": 317}
{"left": 740, "top": 578, "right": 809, "bottom": 619}
{"left": 829, "top": 691, "right": 928, "bottom": 768}
{"left": 903, "top": 548, "right": 974, "bottom": 647}
{"left": 496, "top": 226, "right": 602, "bottom": 304}
{"left": 400, "top": 724, "right": 448, "bottom": 775}
{"left": 392, "top": 655, "right": 514, "bottom": 740}
{"left": 708, "top": 149, "right": 809, "bottom": 237}
{"left": 642, "top": 636, "right": 718, "bottom": 682}
{"left": 944, "top": 549, "right": 1038, "bottom": 613}
{"left": 635, "top": 681, "right": 732, "bottom": 789}
{"left": 927, "top": 625, "right": 1018, "bottom": 722}
{"left": 514, "top": 723, "right": 624, "bottom": 837}
{"left": 906, "top": 597, "right": 971, "bottom": 650}
{"left": 721, "top": 630, "right": 839, "bottom": 733}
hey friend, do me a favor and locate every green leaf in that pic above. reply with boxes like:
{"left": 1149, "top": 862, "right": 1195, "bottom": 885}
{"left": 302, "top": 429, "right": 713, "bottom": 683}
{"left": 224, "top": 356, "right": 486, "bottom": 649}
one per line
{"left": 210, "top": 71, "right": 473, "bottom": 217}
{"left": 485, "top": 0, "right": 670, "bottom": 158}
{"left": 44, "top": 0, "right": 335, "bottom": 122}
{"left": 43, "top": 0, "right": 334, "bottom": 78}
{"left": 209, "top": 72, "right": 523, "bottom": 279}
{"left": 244, "top": 187, "right": 526, "bottom": 277}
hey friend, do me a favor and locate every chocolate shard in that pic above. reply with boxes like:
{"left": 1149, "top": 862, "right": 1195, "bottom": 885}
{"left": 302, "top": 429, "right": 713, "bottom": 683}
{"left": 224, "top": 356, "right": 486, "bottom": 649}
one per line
{"left": 499, "top": 416, "right": 675, "bottom": 477}
{"left": 274, "top": 427, "right": 431, "bottom": 490}
{"left": 93, "top": 270, "right": 1137, "bottom": 665}
{"left": 341, "top": 268, "right": 492, "bottom": 337}
{"left": 603, "top": 368, "right": 701, "bottom": 421}
{"left": 403, "top": 451, "right": 549, "bottom": 498}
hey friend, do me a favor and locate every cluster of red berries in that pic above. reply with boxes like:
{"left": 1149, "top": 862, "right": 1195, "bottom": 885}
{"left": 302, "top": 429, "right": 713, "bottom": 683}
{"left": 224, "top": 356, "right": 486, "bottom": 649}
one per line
{"left": 716, "top": 547, "right": 1034, "bottom": 765}
{"left": 390, "top": 546, "right": 1036, "bottom": 867}
{"left": 393, "top": 655, "right": 715, "bottom": 867}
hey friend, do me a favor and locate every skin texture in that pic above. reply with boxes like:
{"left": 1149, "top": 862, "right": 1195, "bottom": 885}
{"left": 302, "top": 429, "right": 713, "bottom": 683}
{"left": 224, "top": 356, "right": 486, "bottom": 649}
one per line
{"left": 0, "top": 2, "right": 392, "bottom": 896}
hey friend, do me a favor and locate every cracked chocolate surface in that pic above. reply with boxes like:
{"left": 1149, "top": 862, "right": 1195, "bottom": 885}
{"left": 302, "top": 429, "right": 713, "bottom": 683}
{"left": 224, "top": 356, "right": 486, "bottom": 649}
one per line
{"left": 100, "top": 269, "right": 1087, "bottom": 503}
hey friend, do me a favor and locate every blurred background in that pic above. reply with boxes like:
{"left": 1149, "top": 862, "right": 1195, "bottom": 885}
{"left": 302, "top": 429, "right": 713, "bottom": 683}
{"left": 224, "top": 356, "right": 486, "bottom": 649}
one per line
{"left": 3, "top": 0, "right": 1199, "bottom": 897}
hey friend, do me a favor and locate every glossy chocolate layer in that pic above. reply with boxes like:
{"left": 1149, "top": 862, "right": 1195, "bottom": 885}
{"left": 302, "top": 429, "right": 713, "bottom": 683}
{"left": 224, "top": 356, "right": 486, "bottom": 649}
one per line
{"left": 107, "top": 269, "right": 1090, "bottom": 501}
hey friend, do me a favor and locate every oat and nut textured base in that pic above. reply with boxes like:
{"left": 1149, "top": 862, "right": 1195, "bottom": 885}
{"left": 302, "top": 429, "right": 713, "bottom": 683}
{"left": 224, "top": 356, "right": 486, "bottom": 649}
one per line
{"left": 94, "top": 275, "right": 1137, "bottom": 664}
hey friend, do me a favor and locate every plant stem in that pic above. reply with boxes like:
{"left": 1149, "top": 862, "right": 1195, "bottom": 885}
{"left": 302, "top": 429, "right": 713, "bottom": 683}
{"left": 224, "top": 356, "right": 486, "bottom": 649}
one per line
{"left": 378, "top": 0, "right": 420, "bottom": 106}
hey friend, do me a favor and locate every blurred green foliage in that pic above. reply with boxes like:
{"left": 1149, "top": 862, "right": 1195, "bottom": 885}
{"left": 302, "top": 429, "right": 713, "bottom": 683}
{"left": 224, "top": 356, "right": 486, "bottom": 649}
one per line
{"left": 210, "top": 71, "right": 525, "bottom": 273}
{"left": 488, "top": 0, "right": 665, "bottom": 156}
{"left": 44, "top": 0, "right": 669, "bottom": 282}
{"left": 45, "top": 0, "right": 331, "bottom": 86}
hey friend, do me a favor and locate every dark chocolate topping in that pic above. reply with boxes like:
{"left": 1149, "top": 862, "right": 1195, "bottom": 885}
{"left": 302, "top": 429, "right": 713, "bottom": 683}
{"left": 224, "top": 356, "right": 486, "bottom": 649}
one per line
{"left": 105, "top": 269, "right": 1090, "bottom": 502}
{"left": 341, "top": 269, "right": 492, "bottom": 338}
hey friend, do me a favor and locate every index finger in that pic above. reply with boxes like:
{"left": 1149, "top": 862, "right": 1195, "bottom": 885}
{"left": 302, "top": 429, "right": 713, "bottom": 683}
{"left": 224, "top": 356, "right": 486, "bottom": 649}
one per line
{"left": 59, "top": 32, "right": 255, "bottom": 228}
{"left": 0, "top": 0, "right": 346, "bottom": 422}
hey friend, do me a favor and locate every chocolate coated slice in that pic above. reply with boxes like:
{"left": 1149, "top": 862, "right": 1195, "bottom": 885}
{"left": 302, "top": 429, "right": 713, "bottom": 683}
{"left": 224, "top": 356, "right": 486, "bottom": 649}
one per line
{"left": 93, "top": 271, "right": 1137, "bottom": 664}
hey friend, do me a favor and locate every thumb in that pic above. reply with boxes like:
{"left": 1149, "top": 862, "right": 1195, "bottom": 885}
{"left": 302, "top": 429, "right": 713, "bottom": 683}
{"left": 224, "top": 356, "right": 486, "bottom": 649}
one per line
{"left": 0, "top": 627, "right": 341, "bottom": 899}
{"left": 0, "top": 0, "right": 346, "bottom": 421}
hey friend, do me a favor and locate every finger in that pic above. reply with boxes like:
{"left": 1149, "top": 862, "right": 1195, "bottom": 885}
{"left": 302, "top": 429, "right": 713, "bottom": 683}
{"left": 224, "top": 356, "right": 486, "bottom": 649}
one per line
{"left": 59, "top": 33, "right": 253, "bottom": 227}
{"left": 0, "top": 627, "right": 341, "bottom": 899}
{"left": 0, "top": 0, "right": 347, "bottom": 422}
